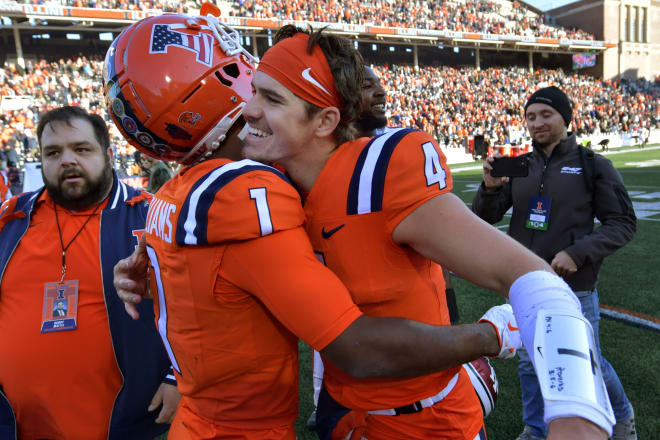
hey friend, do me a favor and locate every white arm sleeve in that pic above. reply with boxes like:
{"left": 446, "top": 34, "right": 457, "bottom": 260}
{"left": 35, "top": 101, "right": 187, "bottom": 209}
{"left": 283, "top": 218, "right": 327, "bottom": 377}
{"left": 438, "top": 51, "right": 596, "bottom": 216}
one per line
{"left": 509, "top": 271, "right": 615, "bottom": 436}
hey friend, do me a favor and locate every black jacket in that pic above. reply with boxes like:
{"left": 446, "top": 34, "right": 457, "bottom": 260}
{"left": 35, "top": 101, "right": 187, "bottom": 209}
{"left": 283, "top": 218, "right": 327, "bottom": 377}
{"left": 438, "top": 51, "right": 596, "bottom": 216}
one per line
{"left": 472, "top": 133, "right": 636, "bottom": 291}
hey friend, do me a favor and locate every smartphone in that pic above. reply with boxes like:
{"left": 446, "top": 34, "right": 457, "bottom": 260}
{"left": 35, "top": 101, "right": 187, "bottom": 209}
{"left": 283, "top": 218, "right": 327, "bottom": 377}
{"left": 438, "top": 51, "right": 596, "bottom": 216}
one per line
{"left": 490, "top": 156, "right": 529, "bottom": 177}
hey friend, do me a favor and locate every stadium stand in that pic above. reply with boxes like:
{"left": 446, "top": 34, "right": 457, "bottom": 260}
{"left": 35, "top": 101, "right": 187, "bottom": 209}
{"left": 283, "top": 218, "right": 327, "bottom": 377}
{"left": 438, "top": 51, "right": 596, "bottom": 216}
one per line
{"left": 1, "top": 54, "right": 657, "bottom": 189}
{"left": 2, "top": 56, "right": 656, "bottom": 184}
{"left": 12, "top": 0, "right": 199, "bottom": 13}
{"left": 227, "top": 0, "right": 596, "bottom": 40}
{"left": 0, "top": 56, "right": 142, "bottom": 184}
{"left": 11, "top": 0, "right": 595, "bottom": 40}
{"left": 370, "top": 64, "right": 658, "bottom": 152}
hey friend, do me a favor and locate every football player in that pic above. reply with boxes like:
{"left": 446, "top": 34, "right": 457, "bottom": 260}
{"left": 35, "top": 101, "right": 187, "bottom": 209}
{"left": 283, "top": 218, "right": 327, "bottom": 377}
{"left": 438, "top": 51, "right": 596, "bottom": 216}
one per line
{"left": 107, "top": 13, "right": 519, "bottom": 439}
{"left": 239, "top": 26, "right": 614, "bottom": 439}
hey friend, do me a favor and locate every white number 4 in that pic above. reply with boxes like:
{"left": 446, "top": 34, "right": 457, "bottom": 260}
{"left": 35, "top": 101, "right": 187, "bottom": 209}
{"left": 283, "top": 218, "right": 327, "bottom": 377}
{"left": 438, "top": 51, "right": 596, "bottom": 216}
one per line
{"left": 422, "top": 141, "right": 447, "bottom": 189}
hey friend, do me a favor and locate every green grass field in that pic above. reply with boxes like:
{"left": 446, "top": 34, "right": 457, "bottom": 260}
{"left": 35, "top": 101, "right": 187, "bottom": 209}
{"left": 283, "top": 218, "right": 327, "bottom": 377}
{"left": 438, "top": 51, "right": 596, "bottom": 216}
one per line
{"left": 294, "top": 146, "right": 660, "bottom": 439}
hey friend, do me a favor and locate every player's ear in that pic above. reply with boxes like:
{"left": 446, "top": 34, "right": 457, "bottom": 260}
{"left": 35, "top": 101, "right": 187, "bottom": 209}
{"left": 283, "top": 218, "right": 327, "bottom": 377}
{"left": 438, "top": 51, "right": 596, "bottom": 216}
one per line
{"left": 313, "top": 107, "right": 340, "bottom": 139}
{"left": 106, "top": 146, "right": 115, "bottom": 164}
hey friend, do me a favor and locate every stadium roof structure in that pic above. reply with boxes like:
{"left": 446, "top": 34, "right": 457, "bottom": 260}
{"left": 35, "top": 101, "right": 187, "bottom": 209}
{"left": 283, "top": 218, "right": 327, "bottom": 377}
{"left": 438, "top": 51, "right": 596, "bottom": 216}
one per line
{"left": 0, "top": 3, "right": 616, "bottom": 55}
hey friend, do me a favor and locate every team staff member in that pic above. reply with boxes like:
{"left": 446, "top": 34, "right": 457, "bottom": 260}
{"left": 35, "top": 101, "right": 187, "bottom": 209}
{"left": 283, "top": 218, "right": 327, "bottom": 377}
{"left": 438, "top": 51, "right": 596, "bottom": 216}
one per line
{"left": 240, "top": 26, "right": 614, "bottom": 439}
{"left": 0, "top": 106, "right": 178, "bottom": 439}
{"left": 108, "top": 14, "right": 518, "bottom": 440}
{"left": 472, "top": 86, "right": 636, "bottom": 440}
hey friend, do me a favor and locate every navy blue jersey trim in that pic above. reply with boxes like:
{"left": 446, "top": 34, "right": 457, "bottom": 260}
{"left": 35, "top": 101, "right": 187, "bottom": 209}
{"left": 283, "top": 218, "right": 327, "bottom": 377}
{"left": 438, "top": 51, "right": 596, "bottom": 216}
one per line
{"left": 346, "top": 128, "right": 415, "bottom": 215}
{"left": 347, "top": 137, "right": 377, "bottom": 215}
{"left": 175, "top": 164, "right": 289, "bottom": 246}
{"left": 370, "top": 128, "right": 414, "bottom": 212}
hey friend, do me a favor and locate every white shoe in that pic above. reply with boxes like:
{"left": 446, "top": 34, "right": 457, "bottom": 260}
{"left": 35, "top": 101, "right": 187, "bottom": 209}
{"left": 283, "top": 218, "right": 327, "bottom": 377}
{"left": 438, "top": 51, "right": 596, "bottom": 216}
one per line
{"left": 611, "top": 409, "right": 637, "bottom": 440}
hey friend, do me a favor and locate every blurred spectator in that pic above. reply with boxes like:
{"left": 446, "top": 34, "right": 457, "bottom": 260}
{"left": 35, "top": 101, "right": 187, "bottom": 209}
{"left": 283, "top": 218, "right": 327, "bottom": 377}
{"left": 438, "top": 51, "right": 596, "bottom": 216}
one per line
{"left": 369, "top": 64, "right": 658, "bottom": 150}
{"left": 13, "top": 0, "right": 196, "bottom": 12}
{"left": 6, "top": 162, "right": 22, "bottom": 195}
{"left": 134, "top": 151, "right": 173, "bottom": 193}
{"left": 228, "top": 0, "right": 596, "bottom": 41}
{"left": 1, "top": 55, "right": 140, "bottom": 177}
{"left": 1, "top": 54, "right": 657, "bottom": 182}
{"left": 14, "top": 0, "right": 596, "bottom": 40}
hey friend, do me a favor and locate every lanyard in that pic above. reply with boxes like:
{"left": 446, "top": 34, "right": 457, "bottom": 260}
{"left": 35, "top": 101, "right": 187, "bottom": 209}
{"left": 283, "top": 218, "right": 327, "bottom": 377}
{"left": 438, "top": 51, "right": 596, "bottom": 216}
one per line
{"left": 54, "top": 202, "right": 102, "bottom": 282}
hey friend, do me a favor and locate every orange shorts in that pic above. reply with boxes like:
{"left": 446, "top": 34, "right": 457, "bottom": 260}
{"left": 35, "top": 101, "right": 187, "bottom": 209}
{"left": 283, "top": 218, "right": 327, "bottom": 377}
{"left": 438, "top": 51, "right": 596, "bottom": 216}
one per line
{"left": 333, "top": 368, "right": 485, "bottom": 440}
{"left": 167, "top": 398, "right": 296, "bottom": 440}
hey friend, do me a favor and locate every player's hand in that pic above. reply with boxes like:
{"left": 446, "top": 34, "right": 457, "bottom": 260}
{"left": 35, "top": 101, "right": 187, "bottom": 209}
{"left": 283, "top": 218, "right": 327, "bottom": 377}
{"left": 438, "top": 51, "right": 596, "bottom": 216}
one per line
{"left": 551, "top": 250, "right": 578, "bottom": 278}
{"left": 113, "top": 234, "right": 150, "bottom": 320}
{"left": 483, "top": 154, "right": 509, "bottom": 191}
{"left": 149, "top": 382, "right": 181, "bottom": 424}
{"left": 479, "top": 304, "right": 521, "bottom": 359}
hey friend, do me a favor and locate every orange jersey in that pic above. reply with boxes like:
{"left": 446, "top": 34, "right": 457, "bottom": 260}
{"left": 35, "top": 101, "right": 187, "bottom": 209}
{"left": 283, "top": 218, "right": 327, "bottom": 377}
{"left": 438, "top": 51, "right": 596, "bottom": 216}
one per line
{"left": 0, "top": 192, "right": 121, "bottom": 440}
{"left": 0, "top": 178, "right": 10, "bottom": 202}
{"left": 304, "top": 128, "right": 461, "bottom": 410}
{"left": 145, "top": 158, "right": 362, "bottom": 433}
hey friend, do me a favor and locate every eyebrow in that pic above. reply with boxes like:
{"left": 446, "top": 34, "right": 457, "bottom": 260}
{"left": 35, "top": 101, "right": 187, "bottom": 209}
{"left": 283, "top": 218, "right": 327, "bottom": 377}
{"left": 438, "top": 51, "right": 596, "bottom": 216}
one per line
{"left": 253, "top": 81, "right": 287, "bottom": 101}
{"left": 42, "top": 141, "right": 94, "bottom": 151}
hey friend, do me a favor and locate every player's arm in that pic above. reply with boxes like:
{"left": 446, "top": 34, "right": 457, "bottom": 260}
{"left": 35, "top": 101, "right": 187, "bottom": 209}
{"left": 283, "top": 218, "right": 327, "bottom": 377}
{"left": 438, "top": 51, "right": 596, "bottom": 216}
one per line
{"left": 219, "top": 227, "right": 513, "bottom": 380}
{"left": 394, "top": 191, "right": 550, "bottom": 295}
{"left": 393, "top": 195, "right": 613, "bottom": 438}
{"left": 548, "top": 418, "right": 608, "bottom": 440}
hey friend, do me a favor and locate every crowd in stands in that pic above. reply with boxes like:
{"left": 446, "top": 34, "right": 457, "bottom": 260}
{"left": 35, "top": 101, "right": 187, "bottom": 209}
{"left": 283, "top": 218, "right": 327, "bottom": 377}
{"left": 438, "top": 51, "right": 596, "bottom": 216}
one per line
{"left": 228, "top": 0, "right": 596, "bottom": 41}
{"left": 0, "top": 56, "right": 143, "bottom": 192}
{"left": 1, "top": 55, "right": 658, "bottom": 192}
{"left": 14, "top": 0, "right": 198, "bottom": 13}
{"left": 13, "top": 0, "right": 595, "bottom": 41}
{"left": 371, "top": 64, "right": 658, "bottom": 149}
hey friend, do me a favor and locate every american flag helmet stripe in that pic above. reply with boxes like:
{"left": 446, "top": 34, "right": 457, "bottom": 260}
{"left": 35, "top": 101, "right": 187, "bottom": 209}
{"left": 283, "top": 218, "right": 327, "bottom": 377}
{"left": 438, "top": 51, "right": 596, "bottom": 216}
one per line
{"left": 150, "top": 24, "right": 213, "bottom": 66}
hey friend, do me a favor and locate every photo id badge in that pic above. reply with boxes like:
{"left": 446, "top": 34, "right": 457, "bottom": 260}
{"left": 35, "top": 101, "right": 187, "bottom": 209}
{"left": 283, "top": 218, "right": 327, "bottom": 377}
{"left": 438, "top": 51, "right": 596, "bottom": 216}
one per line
{"left": 41, "top": 280, "right": 79, "bottom": 333}
{"left": 526, "top": 195, "right": 552, "bottom": 231}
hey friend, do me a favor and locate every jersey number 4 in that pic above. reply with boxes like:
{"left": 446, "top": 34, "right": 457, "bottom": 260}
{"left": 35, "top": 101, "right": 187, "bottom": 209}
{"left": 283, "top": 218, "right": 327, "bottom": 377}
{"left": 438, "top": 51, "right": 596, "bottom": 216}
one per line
{"left": 422, "top": 141, "right": 448, "bottom": 189}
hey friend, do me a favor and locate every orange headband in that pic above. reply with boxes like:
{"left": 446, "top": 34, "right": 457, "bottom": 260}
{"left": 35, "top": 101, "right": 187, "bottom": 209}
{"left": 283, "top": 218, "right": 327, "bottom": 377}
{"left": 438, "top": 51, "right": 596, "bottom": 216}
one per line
{"left": 258, "top": 33, "right": 342, "bottom": 109}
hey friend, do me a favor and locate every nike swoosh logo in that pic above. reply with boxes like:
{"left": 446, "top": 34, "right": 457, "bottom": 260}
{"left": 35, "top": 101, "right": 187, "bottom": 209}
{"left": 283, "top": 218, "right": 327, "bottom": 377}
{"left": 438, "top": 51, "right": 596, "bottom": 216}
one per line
{"left": 507, "top": 322, "right": 518, "bottom": 331}
{"left": 537, "top": 346, "right": 543, "bottom": 358}
{"left": 321, "top": 224, "right": 345, "bottom": 239}
{"left": 302, "top": 68, "right": 331, "bottom": 96}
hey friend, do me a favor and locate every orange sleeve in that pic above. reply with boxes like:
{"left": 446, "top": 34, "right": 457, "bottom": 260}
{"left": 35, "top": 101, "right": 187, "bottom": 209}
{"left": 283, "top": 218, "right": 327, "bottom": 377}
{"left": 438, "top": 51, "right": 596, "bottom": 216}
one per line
{"left": 383, "top": 130, "right": 453, "bottom": 232}
{"left": 204, "top": 170, "right": 305, "bottom": 244}
{"left": 217, "top": 227, "right": 363, "bottom": 351}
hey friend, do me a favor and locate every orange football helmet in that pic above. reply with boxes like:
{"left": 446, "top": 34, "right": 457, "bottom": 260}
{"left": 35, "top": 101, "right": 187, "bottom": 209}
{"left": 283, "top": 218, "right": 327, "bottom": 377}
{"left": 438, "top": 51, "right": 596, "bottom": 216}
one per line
{"left": 103, "top": 13, "right": 256, "bottom": 164}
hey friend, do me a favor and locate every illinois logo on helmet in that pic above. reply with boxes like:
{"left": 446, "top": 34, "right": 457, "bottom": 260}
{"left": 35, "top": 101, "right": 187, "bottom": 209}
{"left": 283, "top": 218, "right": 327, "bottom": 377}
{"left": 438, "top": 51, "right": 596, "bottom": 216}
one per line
{"left": 463, "top": 357, "right": 499, "bottom": 418}
{"left": 103, "top": 13, "right": 257, "bottom": 165}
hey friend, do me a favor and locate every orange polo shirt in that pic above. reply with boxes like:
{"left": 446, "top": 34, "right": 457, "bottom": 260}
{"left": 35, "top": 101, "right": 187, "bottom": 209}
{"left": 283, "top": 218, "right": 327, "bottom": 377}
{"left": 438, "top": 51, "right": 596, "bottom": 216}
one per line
{"left": 0, "top": 191, "right": 122, "bottom": 440}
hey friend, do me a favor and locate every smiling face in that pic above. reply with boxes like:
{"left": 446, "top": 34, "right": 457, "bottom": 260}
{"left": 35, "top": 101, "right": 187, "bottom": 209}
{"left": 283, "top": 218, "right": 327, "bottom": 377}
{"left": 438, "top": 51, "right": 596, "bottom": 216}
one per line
{"left": 40, "top": 117, "right": 114, "bottom": 211}
{"left": 356, "top": 66, "right": 387, "bottom": 136}
{"left": 525, "top": 103, "right": 568, "bottom": 153}
{"left": 241, "top": 71, "right": 319, "bottom": 167}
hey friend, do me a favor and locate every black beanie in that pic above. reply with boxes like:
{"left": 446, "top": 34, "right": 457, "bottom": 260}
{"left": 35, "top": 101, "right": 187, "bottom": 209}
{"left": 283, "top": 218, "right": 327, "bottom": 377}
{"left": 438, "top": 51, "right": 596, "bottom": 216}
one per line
{"left": 524, "top": 86, "right": 572, "bottom": 127}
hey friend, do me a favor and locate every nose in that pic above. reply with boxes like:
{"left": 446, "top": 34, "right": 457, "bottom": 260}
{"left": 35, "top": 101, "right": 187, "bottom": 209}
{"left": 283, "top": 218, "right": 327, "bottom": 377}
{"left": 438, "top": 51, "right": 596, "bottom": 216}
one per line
{"left": 242, "top": 95, "right": 260, "bottom": 124}
{"left": 373, "top": 83, "right": 386, "bottom": 98}
{"left": 59, "top": 148, "right": 78, "bottom": 166}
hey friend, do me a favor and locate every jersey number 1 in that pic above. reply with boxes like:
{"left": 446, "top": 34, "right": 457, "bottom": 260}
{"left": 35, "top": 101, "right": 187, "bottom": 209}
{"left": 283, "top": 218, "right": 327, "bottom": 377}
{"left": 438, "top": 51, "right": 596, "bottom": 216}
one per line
{"left": 249, "top": 187, "right": 274, "bottom": 236}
